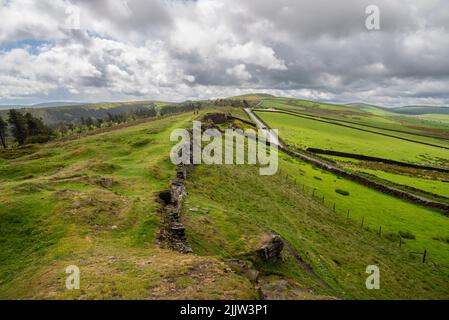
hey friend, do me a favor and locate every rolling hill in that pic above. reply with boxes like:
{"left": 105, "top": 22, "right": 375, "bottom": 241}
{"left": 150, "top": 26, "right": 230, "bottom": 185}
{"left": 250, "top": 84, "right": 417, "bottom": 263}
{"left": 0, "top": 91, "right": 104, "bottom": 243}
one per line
{"left": 2, "top": 96, "right": 449, "bottom": 299}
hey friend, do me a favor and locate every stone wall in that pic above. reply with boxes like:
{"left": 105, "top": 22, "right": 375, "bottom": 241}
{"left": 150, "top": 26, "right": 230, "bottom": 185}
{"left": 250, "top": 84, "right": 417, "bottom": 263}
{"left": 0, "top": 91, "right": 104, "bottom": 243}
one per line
{"left": 157, "top": 141, "right": 194, "bottom": 253}
{"left": 280, "top": 146, "right": 449, "bottom": 215}
{"left": 307, "top": 148, "right": 449, "bottom": 173}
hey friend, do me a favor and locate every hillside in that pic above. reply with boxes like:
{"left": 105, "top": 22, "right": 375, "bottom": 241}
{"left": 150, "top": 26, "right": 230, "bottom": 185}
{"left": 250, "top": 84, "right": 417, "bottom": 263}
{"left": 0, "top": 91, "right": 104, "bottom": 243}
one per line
{"left": 0, "top": 108, "right": 259, "bottom": 299}
{"left": 0, "top": 101, "right": 174, "bottom": 127}
{"left": 392, "top": 106, "right": 449, "bottom": 115}
{"left": 1, "top": 102, "right": 449, "bottom": 299}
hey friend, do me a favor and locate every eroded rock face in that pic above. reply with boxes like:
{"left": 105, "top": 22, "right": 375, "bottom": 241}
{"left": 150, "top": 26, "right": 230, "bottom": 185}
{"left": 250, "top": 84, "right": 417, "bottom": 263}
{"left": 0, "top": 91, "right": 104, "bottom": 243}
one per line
{"left": 202, "top": 113, "right": 229, "bottom": 124}
{"left": 256, "top": 234, "right": 284, "bottom": 262}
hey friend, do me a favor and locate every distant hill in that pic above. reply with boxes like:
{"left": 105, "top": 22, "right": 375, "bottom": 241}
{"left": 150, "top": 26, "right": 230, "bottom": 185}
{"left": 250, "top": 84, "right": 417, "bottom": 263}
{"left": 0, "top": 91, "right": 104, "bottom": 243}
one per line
{"left": 0, "top": 101, "right": 171, "bottom": 127}
{"left": 346, "top": 102, "right": 384, "bottom": 109}
{"left": 391, "top": 106, "right": 449, "bottom": 115}
{"left": 345, "top": 102, "right": 394, "bottom": 115}
{"left": 228, "top": 93, "right": 276, "bottom": 101}
{"left": 31, "top": 101, "right": 86, "bottom": 108}
{"left": 347, "top": 103, "right": 449, "bottom": 116}
{"left": 0, "top": 101, "right": 86, "bottom": 110}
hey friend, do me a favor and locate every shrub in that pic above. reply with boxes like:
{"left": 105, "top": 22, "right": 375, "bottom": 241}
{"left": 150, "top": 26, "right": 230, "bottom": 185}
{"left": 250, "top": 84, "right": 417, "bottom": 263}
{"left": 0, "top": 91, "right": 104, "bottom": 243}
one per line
{"left": 314, "top": 176, "right": 322, "bottom": 181}
{"left": 335, "top": 189, "right": 350, "bottom": 196}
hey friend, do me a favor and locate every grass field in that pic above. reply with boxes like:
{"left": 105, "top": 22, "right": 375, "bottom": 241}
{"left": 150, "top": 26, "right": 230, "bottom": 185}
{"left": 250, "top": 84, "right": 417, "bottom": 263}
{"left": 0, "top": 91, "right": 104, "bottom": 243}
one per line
{"left": 256, "top": 111, "right": 449, "bottom": 167}
{"left": 259, "top": 98, "right": 449, "bottom": 139}
{"left": 278, "top": 152, "right": 449, "bottom": 264}
{"left": 417, "top": 114, "right": 449, "bottom": 126}
{"left": 2, "top": 100, "right": 449, "bottom": 300}
{"left": 348, "top": 167, "right": 449, "bottom": 199}
{"left": 184, "top": 152, "right": 449, "bottom": 299}
{"left": 265, "top": 108, "right": 449, "bottom": 149}
{"left": 253, "top": 109, "right": 449, "bottom": 264}
{"left": 0, "top": 109, "right": 258, "bottom": 299}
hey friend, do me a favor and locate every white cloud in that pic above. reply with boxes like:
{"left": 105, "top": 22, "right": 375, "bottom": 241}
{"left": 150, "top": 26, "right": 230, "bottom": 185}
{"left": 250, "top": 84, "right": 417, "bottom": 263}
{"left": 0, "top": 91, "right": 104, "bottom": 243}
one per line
{"left": 226, "top": 64, "right": 252, "bottom": 81}
{"left": 0, "top": 0, "right": 449, "bottom": 106}
{"left": 219, "top": 42, "right": 286, "bottom": 70}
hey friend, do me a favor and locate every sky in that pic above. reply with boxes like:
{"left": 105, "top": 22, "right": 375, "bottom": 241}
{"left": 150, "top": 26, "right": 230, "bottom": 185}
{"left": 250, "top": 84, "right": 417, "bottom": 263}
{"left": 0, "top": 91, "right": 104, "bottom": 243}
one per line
{"left": 0, "top": 0, "right": 449, "bottom": 107}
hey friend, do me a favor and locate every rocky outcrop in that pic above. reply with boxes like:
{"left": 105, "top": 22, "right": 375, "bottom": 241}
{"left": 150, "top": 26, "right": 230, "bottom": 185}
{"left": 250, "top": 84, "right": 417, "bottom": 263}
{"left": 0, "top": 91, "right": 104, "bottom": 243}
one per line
{"left": 203, "top": 113, "right": 229, "bottom": 124}
{"left": 256, "top": 233, "right": 284, "bottom": 262}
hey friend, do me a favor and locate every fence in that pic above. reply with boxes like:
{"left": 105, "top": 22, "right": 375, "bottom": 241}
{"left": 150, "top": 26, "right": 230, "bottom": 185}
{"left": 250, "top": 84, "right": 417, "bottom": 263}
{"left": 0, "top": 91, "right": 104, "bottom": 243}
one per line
{"left": 277, "top": 168, "right": 443, "bottom": 268}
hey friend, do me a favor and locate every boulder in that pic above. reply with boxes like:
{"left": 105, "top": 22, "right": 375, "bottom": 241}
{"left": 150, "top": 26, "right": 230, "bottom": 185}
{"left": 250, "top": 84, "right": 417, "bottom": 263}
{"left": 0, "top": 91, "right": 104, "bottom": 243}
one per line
{"left": 256, "top": 233, "right": 284, "bottom": 262}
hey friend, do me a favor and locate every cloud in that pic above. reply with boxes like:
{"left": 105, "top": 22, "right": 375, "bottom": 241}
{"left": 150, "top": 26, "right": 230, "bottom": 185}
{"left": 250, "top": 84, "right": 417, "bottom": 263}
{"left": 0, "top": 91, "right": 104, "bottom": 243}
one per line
{"left": 226, "top": 64, "right": 252, "bottom": 81}
{"left": 0, "top": 0, "right": 449, "bottom": 106}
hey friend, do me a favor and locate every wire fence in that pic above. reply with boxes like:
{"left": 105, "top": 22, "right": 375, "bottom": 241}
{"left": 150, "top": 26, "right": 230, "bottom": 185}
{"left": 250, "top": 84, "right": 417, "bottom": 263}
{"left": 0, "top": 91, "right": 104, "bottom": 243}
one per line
{"left": 277, "top": 168, "right": 447, "bottom": 269}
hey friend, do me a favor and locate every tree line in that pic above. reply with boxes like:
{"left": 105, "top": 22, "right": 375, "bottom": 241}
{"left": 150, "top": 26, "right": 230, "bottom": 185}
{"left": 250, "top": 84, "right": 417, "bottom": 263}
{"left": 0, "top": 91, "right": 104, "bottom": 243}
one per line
{"left": 0, "top": 110, "right": 54, "bottom": 148}
{"left": 0, "top": 102, "right": 202, "bottom": 149}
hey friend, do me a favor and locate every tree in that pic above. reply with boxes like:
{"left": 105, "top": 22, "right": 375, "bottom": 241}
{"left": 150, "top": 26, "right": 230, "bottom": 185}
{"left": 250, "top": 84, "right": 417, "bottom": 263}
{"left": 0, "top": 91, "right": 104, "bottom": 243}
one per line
{"left": 25, "top": 112, "right": 45, "bottom": 136}
{"left": 0, "top": 116, "right": 8, "bottom": 148}
{"left": 96, "top": 118, "right": 104, "bottom": 128}
{"left": 57, "top": 121, "right": 68, "bottom": 136}
{"left": 24, "top": 112, "right": 54, "bottom": 143}
{"left": 8, "top": 109, "right": 28, "bottom": 145}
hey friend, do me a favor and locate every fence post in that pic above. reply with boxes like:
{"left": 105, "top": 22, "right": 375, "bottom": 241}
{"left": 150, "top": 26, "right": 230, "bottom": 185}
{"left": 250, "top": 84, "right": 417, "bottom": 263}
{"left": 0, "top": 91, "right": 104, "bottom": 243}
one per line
{"left": 378, "top": 226, "right": 382, "bottom": 237}
{"left": 333, "top": 203, "right": 336, "bottom": 212}
{"left": 399, "top": 236, "right": 402, "bottom": 248}
{"left": 361, "top": 216, "right": 365, "bottom": 228}
{"left": 347, "top": 209, "right": 350, "bottom": 218}
{"left": 423, "top": 250, "right": 427, "bottom": 263}
{"left": 312, "top": 189, "right": 316, "bottom": 197}
{"left": 322, "top": 196, "right": 325, "bottom": 204}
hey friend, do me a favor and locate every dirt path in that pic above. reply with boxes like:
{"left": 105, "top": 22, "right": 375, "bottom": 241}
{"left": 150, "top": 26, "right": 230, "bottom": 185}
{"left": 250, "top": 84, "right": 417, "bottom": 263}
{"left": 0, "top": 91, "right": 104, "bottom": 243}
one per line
{"left": 244, "top": 108, "right": 281, "bottom": 146}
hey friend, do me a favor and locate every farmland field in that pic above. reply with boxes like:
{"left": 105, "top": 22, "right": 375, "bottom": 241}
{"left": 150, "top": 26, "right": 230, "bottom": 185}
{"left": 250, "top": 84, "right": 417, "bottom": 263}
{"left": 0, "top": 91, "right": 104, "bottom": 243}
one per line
{"left": 249, "top": 103, "right": 449, "bottom": 269}
{"left": 255, "top": 110, "right": 449, "bottom": 167}
{"left": 259, "top": 98, "right": 449, "bottom": 139}
{"left": 277, "top": 152, "right": 449, "bottom": 266}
